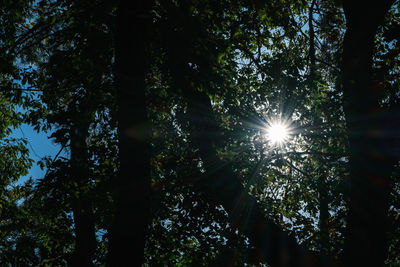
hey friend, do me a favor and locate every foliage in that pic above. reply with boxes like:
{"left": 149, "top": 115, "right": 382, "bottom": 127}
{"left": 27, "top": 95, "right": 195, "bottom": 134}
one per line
{"left": 0, "top": 0, "right": 398, "bottom": 266}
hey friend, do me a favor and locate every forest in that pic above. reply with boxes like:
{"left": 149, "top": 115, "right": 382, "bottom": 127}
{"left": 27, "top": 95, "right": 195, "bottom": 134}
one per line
{"left": 1, "top": 0, "right": 400, "bottom": 266}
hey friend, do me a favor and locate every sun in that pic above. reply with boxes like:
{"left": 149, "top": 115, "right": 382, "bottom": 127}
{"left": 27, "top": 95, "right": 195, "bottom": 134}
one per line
{"left": 266, "top": 122, "right": 289, "bottom": 145}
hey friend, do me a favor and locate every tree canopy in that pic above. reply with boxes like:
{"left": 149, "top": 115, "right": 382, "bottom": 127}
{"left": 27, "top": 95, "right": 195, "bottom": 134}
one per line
{"left": 1, "top": 0, "right": 400, "bottom": 266}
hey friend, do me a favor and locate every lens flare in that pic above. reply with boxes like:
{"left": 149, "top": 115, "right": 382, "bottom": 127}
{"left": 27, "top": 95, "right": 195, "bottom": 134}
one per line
{"left": 266, "top": 122, "right": 289, "bottom": 145}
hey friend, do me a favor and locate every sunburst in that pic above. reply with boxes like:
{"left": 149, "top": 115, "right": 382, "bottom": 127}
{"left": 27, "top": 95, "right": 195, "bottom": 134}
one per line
{"left": 265, "top": 122, "right": 290, "bottom": 145}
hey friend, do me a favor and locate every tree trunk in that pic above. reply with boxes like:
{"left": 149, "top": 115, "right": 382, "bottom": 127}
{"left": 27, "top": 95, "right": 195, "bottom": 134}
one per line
{"left": 318, "top": 175, "right": 330, "bottom": 266}
{"left": 308, "top": 0, "right": 316, "bottom": 79}
{"left": 70, "top": 111, "right": 96, "bottom": 266}
{"left": 341, "top": 1, "right": 396, "bottom": 266}
{"left": 308, "top": 2, "right": 330, "bottom": 264}
{"left": 107, "top": 0, "right": 151, "bottom": 266}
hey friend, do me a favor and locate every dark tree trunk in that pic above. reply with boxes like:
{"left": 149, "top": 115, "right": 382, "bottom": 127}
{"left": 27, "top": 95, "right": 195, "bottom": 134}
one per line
{"left": 308, "top": 3, "right": 332, "bottom": 266}
{"left": 107, "top": 0, "right": 151, "bottom": 266}
{"left": 308, "top": 2, "right": 330, "bottom": 264}
{"left": 318, "top": 175, "right": 330, "bottom": 266}
{"left": 70, "top": 111, "right": 96, "bottom": 266}
{"left": 308, "top": 0, "right": 316, "bottom": 79}
{"left": 341, "top": 1, "right": 396, "bottom": 266}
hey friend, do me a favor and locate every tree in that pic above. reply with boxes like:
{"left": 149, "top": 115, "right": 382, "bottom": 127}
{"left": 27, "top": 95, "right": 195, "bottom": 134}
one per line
{"left": 10, "top": 0, "right": 115, "bottom": 265}
{"left": 1, "top": 0, "right": 400, "bottom": 266}
{"left": 341, "top": 1, "right": 398, "bottom": 266}
{"left": 107, "top": 0, "right": 152, "bottom": 266}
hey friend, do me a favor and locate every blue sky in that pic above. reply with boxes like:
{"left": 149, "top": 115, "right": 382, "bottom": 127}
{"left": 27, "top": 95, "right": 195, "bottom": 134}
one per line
{"left": 12, "top": 123, "right": 62, "bottom": 184}
{"left": 10, "top": 63, "right": 64, "bottom": 184}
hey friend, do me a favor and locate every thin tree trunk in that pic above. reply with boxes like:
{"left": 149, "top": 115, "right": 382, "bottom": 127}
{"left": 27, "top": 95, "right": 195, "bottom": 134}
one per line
{"left": 342, "top": 1, "right": 396, "bottom": 266}
{"left": 70, "top": 111, "right": 96, "bottom": 266}
{"left": 308, "top": 1, "right": 330, "bottom": 264}
{"left": 107, "top": 0, "right": 151, "bottom": 266}
{"left": 308, "top": 0, "right": 316, "bottom": 79}
{"left": 318, "top": 175, "right": 330, "bottom": 266}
